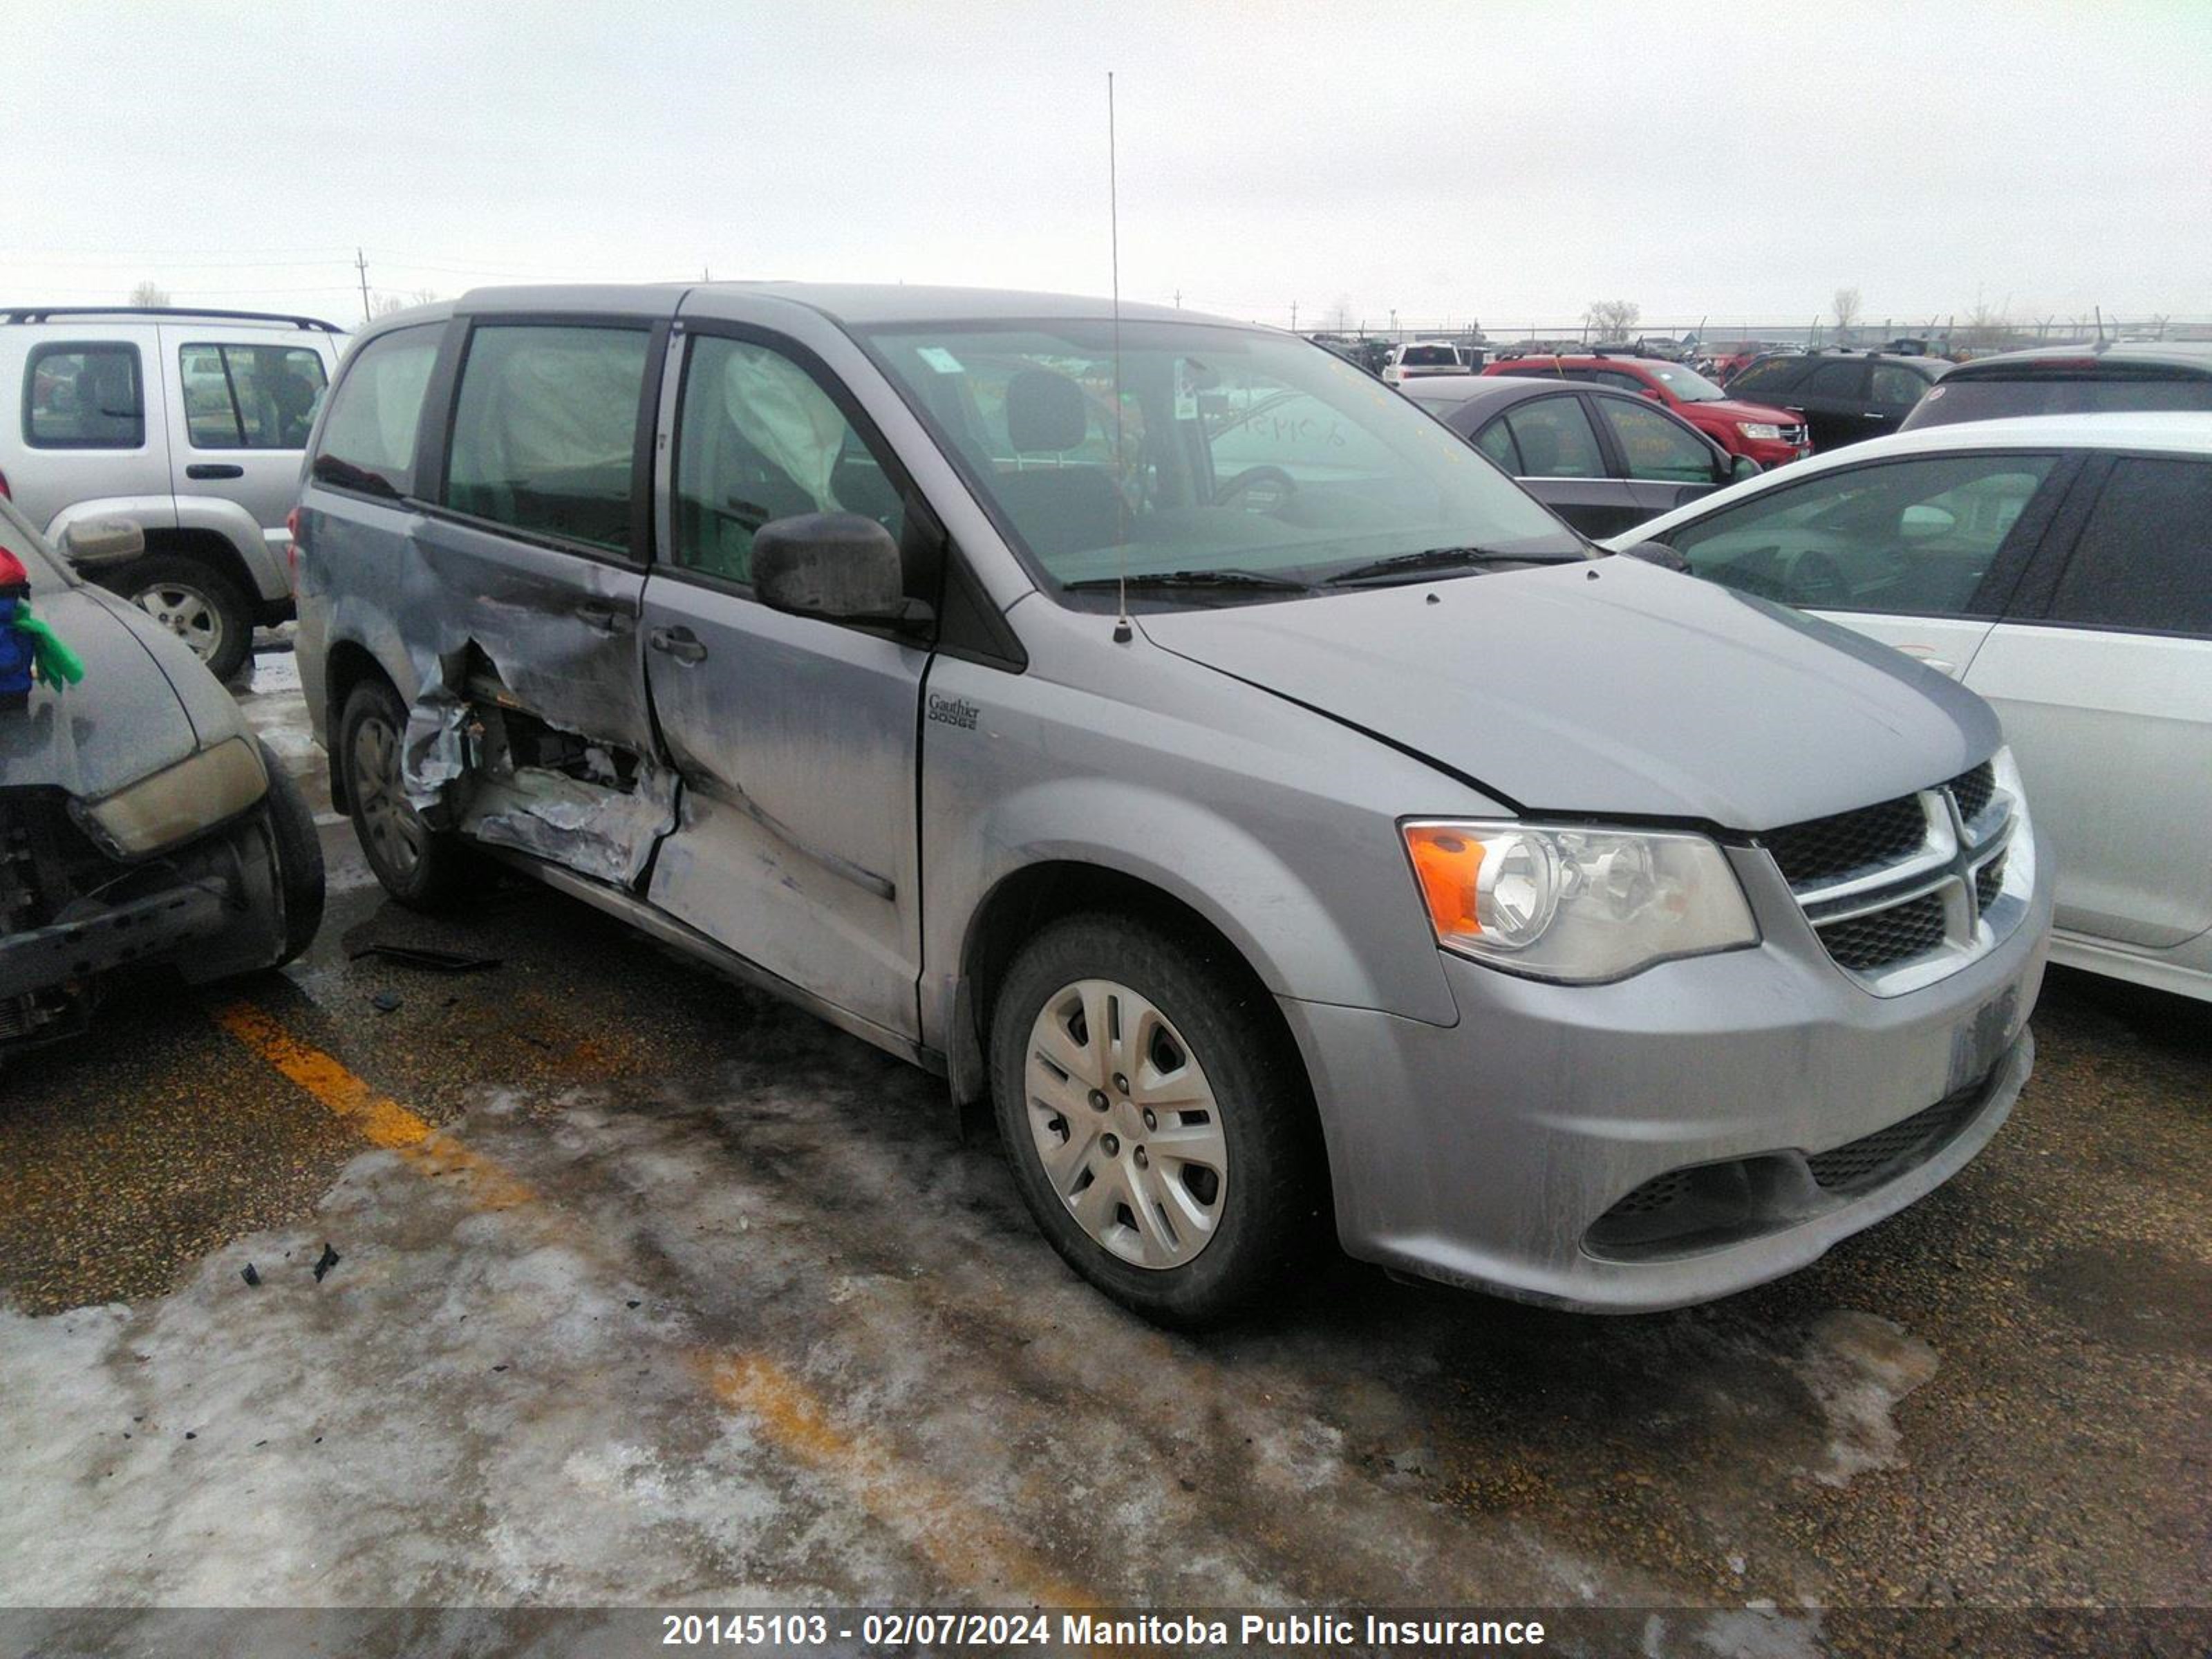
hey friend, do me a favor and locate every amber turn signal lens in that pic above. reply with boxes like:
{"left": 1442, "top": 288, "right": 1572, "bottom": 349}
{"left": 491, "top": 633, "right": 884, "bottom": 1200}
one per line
{"left": 1405, "top": 825, "right": 1484, "bottom": 936}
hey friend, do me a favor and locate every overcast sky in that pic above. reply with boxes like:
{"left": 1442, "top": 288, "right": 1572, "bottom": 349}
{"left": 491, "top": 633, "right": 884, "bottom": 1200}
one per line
{"left": 10, "top": 0, "right": 2208, "bottom": 335}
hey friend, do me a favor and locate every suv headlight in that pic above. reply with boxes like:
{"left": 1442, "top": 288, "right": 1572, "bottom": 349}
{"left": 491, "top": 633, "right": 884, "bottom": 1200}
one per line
{"left": 1402, "top": 821, "right": 1759, "bottom": 983}
{"left": 75, "top": 735, "right": 268, "bottom": 859}
{"left": 1736, "top": 421, "right": 1784, "bottom": 440}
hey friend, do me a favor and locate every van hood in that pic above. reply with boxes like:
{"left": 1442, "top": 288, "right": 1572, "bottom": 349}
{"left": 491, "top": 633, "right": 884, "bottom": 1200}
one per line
{"left": 0, "top": 586, "right": 199, "bottom": 800}
{"left": 1138, "top": 558, "right": 1999, "bottom": 832}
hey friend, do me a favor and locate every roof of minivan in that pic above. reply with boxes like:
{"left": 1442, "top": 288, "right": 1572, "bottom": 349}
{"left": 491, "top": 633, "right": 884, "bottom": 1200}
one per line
{"left": 346, "top": 281, "right": 1250, "bottom": 352}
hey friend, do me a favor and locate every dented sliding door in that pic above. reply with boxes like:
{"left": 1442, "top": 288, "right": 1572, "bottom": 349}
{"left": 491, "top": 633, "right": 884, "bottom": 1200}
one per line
{"left": 397, "top": 317, "right": 675, "bottom": 886}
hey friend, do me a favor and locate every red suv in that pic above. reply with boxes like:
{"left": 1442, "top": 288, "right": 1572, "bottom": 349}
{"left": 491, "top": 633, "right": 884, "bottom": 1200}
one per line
{"left": 1484, "top": 354, "right": 1810, "bottom": 467}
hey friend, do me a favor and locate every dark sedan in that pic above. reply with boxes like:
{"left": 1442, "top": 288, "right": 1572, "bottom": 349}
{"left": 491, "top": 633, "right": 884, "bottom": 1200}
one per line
{"left": 1401, "top": 375, "right": 1760, "bottom": 537}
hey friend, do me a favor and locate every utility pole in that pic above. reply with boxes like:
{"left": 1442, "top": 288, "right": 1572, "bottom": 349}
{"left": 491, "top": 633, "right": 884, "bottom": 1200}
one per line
{"left": 355, "top": 247, "right": 372, "bottom": 322}
{"left": 1290, "top": 299, "right": 1298, "bottom": 332}
{"left": 1174, "top": 288, "right": 1181, "bottom": 308}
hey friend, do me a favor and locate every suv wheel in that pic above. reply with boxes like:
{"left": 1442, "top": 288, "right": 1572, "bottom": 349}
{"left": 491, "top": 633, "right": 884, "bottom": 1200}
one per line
{"left": 118, "top": 555, "right": 254, "bottom": 683}
{"left": 990, "top": 914, "right": 1322, "bottom": 1327}
{"left": 338, "top": 678, "right": 471, "bottom": 910}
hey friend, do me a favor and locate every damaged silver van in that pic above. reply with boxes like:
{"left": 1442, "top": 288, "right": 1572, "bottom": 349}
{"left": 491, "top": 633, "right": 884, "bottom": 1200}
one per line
{"left": 294, "top": 285, "right": 2051, "bottom": 1325}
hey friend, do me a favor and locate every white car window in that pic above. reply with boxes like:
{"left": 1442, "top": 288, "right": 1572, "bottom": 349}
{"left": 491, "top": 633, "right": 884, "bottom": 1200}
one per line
{"left": 1667, "top": 453, "right": 2058, "bottom": 615}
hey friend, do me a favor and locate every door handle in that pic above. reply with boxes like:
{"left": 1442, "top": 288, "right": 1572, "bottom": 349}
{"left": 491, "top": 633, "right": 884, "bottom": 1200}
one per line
{"left": 185, "top": 463, "right": 245, "bottom": 480}
{"left": 648, "top": 624, "right": 707, "bottom": 664}
{"left": 574, "top": 598, "right": 633, "bottom": 634}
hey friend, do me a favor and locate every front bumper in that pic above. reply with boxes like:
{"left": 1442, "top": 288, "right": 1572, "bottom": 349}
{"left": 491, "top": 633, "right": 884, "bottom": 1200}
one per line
{"left": 0, "top": 793, "right": 291, "bottom": 1052}
{"left": 1286, "top": 841, "right": 2052, "bottom": 1311}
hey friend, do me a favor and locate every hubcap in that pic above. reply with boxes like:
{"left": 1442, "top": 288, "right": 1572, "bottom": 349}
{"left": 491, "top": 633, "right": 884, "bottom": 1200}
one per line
{"left": 134, "top": 583, "right": 225, "bottom": 663}
{"left": 1023, "top": 979, "right": 1228, "bottom": 1271}
{"left": 350, "top": 713, "right": 427, "bottom": 879}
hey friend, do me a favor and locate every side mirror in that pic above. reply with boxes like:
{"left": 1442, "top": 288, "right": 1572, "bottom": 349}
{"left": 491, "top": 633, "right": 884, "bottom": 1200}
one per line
{"left": 1900, "top": 504, "right": 1956, "bottom": 542}
{"left": 1728, "top": 453, "right": 1763, "bottom": 482}
{"left": 1622, "top": 541, "right": 1691, "bottom": 573}
{"left": 752, "top": 513, "right": 930, "bottom": 629}
{"left": 59, "top": 516, "right": 147, "bottom": 567}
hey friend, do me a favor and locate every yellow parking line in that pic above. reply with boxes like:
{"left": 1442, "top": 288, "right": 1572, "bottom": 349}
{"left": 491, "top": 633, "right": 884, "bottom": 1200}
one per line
{"left": 210, "top": 997, "right": 1103, "bottom": 1616}
{"left": 698, "top": 1351, "right": 1100, "bottom": 1615}
{"left": 212, "top": 1000, "right": 536, "bottom": 1210}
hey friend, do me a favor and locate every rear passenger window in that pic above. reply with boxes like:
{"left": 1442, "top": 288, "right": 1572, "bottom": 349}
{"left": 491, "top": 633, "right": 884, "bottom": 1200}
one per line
{"left": 445, "top": 325, "right": 649, "bottom": 552}
{"left": 1501, "top": 397, "right": 1604, "bottom": 478}
{"left": 312, "top": 326, "right": 440, "bottom": 499}
{"left": 181, "top": 344, "right": 328, "bottom": 449}
{"left": 2047, "top": 458, "right": 2212, "bottom": 637}
{"left": 23, "top": 343, "right": 143, "bottom": 449}
{"left": 1870, "top": 364, "right": 1930, "bottom": 406}
{"left": 1472, "top": 418, "right": 1520, "bottom": 471}
{"left": 1601, "top": 399, "right": 1716, "bottom": 483}
{"left": 673, "top": 334, "right": 906, "bottom": 585}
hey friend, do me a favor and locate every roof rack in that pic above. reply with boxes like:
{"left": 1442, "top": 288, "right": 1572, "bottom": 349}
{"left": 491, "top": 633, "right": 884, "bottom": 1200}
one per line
{"left": 1, "top": 306, "right": 346, "bottom": 333}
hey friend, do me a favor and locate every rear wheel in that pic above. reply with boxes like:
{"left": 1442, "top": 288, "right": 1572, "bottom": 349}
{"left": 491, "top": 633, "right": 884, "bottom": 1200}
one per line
{"left": 338, "top": 677, "right": 470, "bottom": 910}
{"left": 990, "top": 913, "right": 1322, "bottom": 1327}
{"left": 115, "top": 554, "right": 254, "bottom": 683}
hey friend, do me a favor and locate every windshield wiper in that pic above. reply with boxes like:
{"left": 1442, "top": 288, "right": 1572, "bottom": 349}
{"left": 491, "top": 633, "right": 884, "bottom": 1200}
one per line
{"left": 1064, "top": 568, "right": 1312, "bottom": 594}
{"left": 1324, "top": 545, "right": 1571, "bottom": 585}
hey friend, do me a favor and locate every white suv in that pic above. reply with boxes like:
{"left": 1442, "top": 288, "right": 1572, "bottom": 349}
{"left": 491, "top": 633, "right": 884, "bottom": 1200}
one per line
{"left": 0, "top": 306, "right": 350, "bottom": 680}
{"left": 1380, "top": 341, "right": 1470, "bottom": 385}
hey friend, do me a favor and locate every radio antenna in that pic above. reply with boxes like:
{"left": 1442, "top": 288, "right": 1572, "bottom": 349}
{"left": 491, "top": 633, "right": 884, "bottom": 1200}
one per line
{"left": 1108, "top": 71, "right": 1132, "bottom": 644}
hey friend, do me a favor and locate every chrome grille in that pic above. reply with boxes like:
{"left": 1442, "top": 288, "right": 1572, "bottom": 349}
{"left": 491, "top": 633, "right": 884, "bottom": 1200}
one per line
{"left": 1760, "top": 757, "right": 2030, "bottom": 994}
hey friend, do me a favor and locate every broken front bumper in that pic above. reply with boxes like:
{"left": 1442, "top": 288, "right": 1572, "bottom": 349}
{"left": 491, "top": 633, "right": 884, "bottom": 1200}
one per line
{"left": 0, "top": 792, "right": 290, "bottom": 1051}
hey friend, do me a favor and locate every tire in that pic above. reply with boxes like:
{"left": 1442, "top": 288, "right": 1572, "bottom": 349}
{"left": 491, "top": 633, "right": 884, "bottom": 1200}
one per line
{"left": 337, "top": 677, "right": 471, "bottom": 911}
{"left": 989, "top": 912, "right": 1324, "bottom": 1327}
{"left": 114, "top": 554, "right": 254, "bottom": 684}
{"left": 256, "top": 738, "right": 326, "bottom": 966}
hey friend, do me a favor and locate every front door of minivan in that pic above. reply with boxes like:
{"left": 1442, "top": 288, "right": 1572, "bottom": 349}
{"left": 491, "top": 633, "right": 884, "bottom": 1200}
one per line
{"left": 413, "top": 318, "right": 668, "bottom": 849}
{"left": 639, "top": 328, "right": 930, "bottom": 1040}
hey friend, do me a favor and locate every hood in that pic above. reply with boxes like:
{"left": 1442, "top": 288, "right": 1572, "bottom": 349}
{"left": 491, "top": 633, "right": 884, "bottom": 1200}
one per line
{"left": 0, "top": 586, "right": 199, "bottom": 800}
{"left": 1137, "top": 558, "right": 1998, "bottom": 832}
{"left": 1691, "top": 396, "right": 1798, "bottom": 425}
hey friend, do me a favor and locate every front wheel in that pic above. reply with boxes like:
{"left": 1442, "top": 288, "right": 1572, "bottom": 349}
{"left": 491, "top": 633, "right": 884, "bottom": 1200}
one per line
{"left": 990, "top": 914, "right": 1323, "bottom": 1327}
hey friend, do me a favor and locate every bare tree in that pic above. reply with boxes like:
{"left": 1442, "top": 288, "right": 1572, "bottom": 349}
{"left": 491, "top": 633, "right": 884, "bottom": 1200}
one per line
{"left": 128, "top": 280, "right": 171, "bottom": 308}
{"left": 368, "top": 288, "right": 442, "bottom": 317}
{"left": 1831, "top": 286, "right": 1862, "bottom": 345}
{"left": 1584, "top": 299, "right": 1640, "bottom": 340}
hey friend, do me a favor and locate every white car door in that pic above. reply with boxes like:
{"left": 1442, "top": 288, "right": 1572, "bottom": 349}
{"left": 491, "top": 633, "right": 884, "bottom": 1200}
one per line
{"left": 1960, "top": 453, "right": 2212, "bottom": 949}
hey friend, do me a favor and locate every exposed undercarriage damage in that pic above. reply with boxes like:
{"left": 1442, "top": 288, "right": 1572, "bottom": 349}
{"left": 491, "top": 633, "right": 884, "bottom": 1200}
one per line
{"left": 398, "top": 648, "right": 676, "bottom": 890}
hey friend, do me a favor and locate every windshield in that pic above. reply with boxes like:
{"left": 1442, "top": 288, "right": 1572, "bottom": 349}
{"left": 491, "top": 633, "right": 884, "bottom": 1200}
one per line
{"left": 1643, "top": 362, "right": 1729, "bottom": 402}
{"left": 861, "top": 321, "right": 1582, "bottom": 596}
{"left": 0, "top": 498, "right": 74, "bottom": 594}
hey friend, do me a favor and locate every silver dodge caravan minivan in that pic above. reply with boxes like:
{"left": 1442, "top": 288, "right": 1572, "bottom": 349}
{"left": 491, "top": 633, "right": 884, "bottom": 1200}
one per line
{"left": 294, "top": 284, "right": 2051, "bottom": 1325}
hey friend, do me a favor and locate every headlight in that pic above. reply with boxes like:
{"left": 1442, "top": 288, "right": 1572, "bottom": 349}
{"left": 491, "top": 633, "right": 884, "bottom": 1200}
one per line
{"left": 1736, "top": 422, "right": 1783, "bottom": 440}
{"left": 76, "top": 735, "right": 268, "bottom": 859}
{"left": 1403, "top": 821, "right": 1759, "bottom": 983}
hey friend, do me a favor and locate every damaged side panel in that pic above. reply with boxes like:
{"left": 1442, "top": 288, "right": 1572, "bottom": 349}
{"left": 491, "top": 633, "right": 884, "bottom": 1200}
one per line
{"left": 388, "top": 512, "right": 672, "bottom": 888}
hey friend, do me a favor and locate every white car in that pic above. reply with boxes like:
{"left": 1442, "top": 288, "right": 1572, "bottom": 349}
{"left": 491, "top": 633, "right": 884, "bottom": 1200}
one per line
{"left": 1380, "top": 341, "right": 1471, "bottom": 385}
{"left": 1614, "top": 413, "right": 2212, "bottom": 1001}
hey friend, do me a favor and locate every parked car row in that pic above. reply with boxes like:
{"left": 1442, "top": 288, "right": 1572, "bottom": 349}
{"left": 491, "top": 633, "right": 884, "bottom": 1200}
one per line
{"left": 5, "top": 279, "right": 2201, "bottom": 1336}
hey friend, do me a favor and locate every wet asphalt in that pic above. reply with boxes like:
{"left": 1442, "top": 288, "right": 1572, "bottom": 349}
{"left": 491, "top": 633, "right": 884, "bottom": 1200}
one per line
{"left": 0, "top": 647, "right": 2205, "bottom": 1637}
